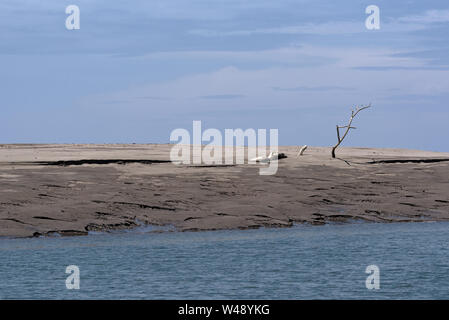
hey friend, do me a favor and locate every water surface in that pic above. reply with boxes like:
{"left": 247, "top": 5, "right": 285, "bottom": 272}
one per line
{"left": 1, "top": 221, "right": 449, "bottom": 299}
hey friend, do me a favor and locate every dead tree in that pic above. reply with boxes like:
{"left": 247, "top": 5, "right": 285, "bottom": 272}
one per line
{"left": 332, "top": 104, "right": 371, "bottom": 158}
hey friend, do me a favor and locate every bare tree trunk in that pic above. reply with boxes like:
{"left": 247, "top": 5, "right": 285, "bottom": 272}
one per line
{"left": 332, "top": 105, "right": 371, "bottom": 158}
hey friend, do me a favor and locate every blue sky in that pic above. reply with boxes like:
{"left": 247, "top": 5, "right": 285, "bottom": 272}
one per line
{"left": 1, "top": 0, "right": 449, "bottom": 151}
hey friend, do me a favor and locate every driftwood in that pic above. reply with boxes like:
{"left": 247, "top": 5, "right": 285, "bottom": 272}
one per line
{"left": 251, "top": 152, "right": 287, "bottom": 163}
{"left": 332, "top": 105, "right": 371, "bottom": 158}
{"left": 297, "top": 145, "right": 308, "bottom": 157}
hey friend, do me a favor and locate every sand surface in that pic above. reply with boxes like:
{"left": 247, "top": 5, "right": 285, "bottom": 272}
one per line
{"left": 1, "top": 144, "right": 449, "bottom": 238}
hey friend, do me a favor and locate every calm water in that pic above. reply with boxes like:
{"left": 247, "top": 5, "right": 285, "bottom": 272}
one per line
{"left": 1, "top": 221, "right": 449, "bottom": 299}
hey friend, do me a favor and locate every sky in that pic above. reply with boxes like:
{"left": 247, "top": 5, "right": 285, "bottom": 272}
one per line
{"left": 1, "top": 0, "right": 449, "bottom": 151}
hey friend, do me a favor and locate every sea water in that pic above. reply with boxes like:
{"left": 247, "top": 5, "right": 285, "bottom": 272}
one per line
{"left": 1, "top": 221, "right": 449, "bottom": 299}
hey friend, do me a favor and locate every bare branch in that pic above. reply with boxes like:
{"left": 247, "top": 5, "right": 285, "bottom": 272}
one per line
{"left": 331, "top": 104, "right": 371, "bottom": 158}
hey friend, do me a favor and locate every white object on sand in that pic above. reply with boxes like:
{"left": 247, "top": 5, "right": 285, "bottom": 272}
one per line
{"left": 297, "top": 145, "right": 308, "bottom": 157}
{"left": 251, "top": 152, "right": 287, "bottom": 163}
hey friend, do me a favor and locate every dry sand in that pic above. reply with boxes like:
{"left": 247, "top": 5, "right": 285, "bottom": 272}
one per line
{"left": 1, "top": 144, "right": 449, "bottom": 238}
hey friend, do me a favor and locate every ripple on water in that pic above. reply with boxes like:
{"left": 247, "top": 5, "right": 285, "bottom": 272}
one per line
{"left": 1, "top": 221, "right": 449, "bottom": 299}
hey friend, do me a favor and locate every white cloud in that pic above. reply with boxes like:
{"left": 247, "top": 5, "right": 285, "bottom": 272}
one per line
{"left": 397, "top": 9, "right": 449, "bottom": 24}
{"left": 190, "top": 21, "right": 366, "bottom": 36}
{"left": 80, "top": 45, "right": 449, "bottom": 114}
{"left": 136, "top": 45, "right": 431, "bottom": 69}
{"left": 189, "top": 9, "right": 449, "bottom": 37}
{"left": 190, "top": 20, "right": 428, "bottom": 37}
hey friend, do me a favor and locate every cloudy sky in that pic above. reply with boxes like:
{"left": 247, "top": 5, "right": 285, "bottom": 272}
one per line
{"left": 1, "top": 0, "right": 449, "bottom": 151}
